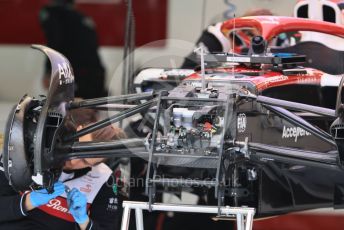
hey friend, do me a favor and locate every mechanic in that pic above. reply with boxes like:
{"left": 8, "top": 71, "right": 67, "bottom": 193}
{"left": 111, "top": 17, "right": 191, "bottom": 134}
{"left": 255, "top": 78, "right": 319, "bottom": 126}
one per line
{"left": 0, "top": 122, "right": 127, "bottom": 230}
{"left": 39, "top": 0, "right": 107, "bottom": 99}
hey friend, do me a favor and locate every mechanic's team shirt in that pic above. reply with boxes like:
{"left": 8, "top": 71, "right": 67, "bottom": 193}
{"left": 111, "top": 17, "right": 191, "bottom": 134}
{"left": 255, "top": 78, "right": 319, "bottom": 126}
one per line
{"left": 38, "top": 163, "right": 112, "bottom": 222}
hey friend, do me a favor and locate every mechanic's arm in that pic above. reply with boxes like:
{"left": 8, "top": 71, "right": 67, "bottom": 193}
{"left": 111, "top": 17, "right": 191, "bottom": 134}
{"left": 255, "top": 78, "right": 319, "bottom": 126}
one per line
{"left": 0, "top": 170, "right": 29, "bottom": 222}
{"left": 0, "top": 170, "right": 64, "bottom": 222}
{"left": 67, "top": 188, "right": 90, "bottom": 230}
{"left": 67, "top": 186, "right": 121, "bottom": 230}
{"left": 25, "top": 182, "right": 65, "bottom": 211}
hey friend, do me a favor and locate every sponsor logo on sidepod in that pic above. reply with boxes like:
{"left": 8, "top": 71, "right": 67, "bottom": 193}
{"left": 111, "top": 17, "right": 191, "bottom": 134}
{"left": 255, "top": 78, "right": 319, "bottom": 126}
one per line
{"left": 282, "top": 126, "right": 311, "bottom": 142}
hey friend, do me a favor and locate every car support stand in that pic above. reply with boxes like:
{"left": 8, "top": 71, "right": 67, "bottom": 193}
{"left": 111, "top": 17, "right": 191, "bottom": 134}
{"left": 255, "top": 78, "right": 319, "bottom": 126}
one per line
{"left": 120, "top": 201, "right": 256, "bottom": 230}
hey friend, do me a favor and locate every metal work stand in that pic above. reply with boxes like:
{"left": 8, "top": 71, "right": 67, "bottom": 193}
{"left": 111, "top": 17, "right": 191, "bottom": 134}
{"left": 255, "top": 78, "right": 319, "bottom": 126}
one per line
{"left": 121, "top": 201, "right": 255, "bottom": 230}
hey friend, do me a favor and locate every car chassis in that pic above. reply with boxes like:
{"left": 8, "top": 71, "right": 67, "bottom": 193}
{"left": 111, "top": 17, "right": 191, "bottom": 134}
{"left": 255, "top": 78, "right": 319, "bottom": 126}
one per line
{"left": 4, "top": 16, "right": 344, "bottom": 220}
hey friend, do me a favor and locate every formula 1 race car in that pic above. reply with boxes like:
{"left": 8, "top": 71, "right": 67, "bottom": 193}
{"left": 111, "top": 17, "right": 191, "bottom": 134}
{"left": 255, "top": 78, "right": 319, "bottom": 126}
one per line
{"left": 4, "top": 16, "right": 344, "bottom": 220}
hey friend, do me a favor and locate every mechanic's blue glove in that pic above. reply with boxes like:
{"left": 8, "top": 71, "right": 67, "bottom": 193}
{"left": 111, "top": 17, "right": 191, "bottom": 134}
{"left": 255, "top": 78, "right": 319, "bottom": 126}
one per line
{"left": 29, "top": 181, "right": 65, "bottom": 208}
{"left": 67, "top": 188, "right": 89, "bottom": 224}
